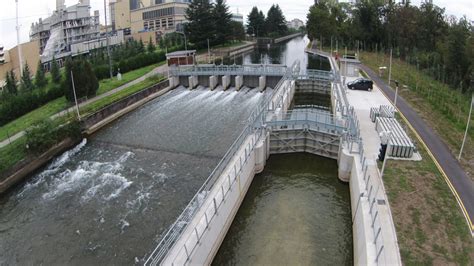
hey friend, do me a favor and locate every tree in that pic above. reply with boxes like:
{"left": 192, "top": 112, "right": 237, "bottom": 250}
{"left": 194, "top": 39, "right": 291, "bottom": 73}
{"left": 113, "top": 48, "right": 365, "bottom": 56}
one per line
{"left": 138, "top": 39, "right": 145, "bottom": 53}
{"left": 51, "top": 57, "right": 61, "bottom": 84}
{"left": 265, "top": 4, "right": 288, "bottom": 37}
{"left": 4, "top": 71, "right": 18, "bottom": 95}
{"left": 35, "top": 61, "right": 48, "bottom": 88}
{"left": 185, "top": 0, "right": 215, "bottom": 48}
{"left": 147, "top": 36, "right": 156, "bottom": 53}
{"left": 20, "top": 62, "right": 34, "bottom": 91}
{"left": 247, "top": 7, "right": 265, "bottom": 37}
{"left": 230, "top": 21, "right": 246, "bottom": 41}
{"left": 212, "top": 0, "right": 232, "bottom": 44}
{"left": 64, "top": 58, "right": 99, "bottom": 102}
{"left": 306, "top": 1, "right": 334, "bottom": 42}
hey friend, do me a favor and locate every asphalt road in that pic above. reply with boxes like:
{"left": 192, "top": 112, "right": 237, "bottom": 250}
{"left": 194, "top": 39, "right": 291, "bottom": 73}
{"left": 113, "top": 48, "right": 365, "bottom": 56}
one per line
{"left": 360, "top": 64, "right": 474, "bottom": 233}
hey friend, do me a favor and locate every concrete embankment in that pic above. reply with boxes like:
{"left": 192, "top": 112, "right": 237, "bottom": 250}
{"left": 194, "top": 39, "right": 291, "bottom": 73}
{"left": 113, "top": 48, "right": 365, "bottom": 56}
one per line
{"left": 0, "top": 79, "right": 170, "bottom": 195}
{"left": 0, "top": 138, "right": 80, "bottom": 194}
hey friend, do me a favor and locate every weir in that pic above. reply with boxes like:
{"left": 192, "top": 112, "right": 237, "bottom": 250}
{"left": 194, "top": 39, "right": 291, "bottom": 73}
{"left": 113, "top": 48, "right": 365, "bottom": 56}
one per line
{"left": 145, "top": 49, "right": 401, "bottom": 265}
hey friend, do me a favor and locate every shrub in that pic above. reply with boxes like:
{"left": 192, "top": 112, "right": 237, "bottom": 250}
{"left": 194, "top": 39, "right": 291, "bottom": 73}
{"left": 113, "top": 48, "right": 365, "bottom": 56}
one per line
{"left": 25, "top": 119, "right": 81, "bottom": 154}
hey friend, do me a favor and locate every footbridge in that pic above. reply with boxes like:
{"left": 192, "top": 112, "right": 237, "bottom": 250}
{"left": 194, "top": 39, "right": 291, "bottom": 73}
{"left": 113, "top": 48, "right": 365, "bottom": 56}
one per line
{"left": 145, "top": 60, "right": 401, "bottom": 265}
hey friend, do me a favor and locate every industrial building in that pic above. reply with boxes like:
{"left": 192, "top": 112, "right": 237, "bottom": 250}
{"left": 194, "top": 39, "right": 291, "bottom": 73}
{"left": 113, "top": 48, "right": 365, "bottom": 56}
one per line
{"left": 110, "top": 0, "right": 191, "bottom": 35}
{"left": 30, "top": 0, "right": 101, "bottom": 62}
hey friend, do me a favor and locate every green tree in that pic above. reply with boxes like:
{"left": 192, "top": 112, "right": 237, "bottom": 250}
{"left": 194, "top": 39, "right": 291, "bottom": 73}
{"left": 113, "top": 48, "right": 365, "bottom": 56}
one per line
{"left": 51, "top": 57, "right": 62, "bottom": 84}
{"left": 20, "top": 62, "right": 34, "bottom": 91}
{"left": 5, "top": 71, "right": 18, "bottom": 95}
{"left": 212, "top": 0, "right": 232, "bottom": 45}
{"left": 265, "top": 4, "right": 288, "bottom": 37}
{"left": 185, "top": 0, "right": 215, "bottom": 48}
{"left": 147, "top": 36, "right": 156, "bottom": 53}
{"left": 64, "top": 58, "right": 99, "bottom": 102}
{"left": 230, "top": 21, "right": 246, "bottom": 41}
{"left": 246, "top": 7, "right": 265, "bottom": 37}
{"left": 306, "top": 1, "right": 334, "bottom": 42}
{"left": 138, "top": 39, "right": 145, "bottom": 53}
{"left": 35, "top": 61, "right": 48, "bottom": 88}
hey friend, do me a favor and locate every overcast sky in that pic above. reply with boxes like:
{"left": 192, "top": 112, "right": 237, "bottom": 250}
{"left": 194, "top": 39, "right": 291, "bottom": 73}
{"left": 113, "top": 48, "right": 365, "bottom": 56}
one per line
{"left": 1, "top": 0, "right": 472, "bottom": 49}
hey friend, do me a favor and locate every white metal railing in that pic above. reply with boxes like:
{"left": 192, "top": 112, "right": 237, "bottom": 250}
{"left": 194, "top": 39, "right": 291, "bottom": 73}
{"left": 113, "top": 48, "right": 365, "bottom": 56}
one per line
{"left": 169, "top": 64, "right": 288, "bottom": 77}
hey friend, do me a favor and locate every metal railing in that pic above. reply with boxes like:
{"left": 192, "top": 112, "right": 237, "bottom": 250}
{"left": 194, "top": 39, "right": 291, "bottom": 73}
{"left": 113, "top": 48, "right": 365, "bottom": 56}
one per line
{"left": 266, "top": 109, "right": 346, "bottom": 135}
{"left": 169, "top": 64, "right": 288, "bottom": 77}
{"left": 144, "top": 71, "right": 293, "bottom": 266}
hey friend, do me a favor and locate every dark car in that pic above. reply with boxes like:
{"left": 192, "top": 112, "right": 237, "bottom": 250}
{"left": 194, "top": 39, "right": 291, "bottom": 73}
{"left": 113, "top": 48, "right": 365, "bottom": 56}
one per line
{"left": 347, "top": 78, "right": 373, "bottom": 91}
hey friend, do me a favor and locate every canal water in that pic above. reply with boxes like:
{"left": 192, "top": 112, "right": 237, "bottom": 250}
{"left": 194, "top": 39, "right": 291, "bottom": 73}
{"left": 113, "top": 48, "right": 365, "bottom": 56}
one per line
{"left": 0, "top": 86, "right": 270, "bottom": 265}
{"left": 212, "top": 153, "right": 353, "bottom": 265}
{"left": 213, "top": 37, "right": 352, "bottom": 264}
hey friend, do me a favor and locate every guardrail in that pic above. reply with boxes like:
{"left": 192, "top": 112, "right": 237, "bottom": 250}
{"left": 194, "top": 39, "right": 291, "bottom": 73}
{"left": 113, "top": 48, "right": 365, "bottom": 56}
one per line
{"left": 145, "top": 71, "right": 293, "bottom": 266}
{"left": 266, "top": 109, "right": 346, "bottom": 135}
{"left": 169, "top": 64, "right": 288, "bottom": 77}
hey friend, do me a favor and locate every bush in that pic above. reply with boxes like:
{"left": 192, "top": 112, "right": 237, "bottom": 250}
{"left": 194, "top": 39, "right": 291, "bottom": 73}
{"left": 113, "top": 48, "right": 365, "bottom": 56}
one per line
{"left": 94, "top": 50, "right": 166, "bottom": 80}
{"left": 0, "top": 84, "right": 64, "bottom": 126}
{"left": 25, "top": 119, "right": 81, "bottom": 154}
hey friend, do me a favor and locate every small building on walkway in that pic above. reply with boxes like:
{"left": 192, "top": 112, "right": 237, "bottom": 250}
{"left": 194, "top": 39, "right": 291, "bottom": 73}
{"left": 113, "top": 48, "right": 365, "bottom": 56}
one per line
{"left": 166, "top": 50, "right": 196, "bottom": 66}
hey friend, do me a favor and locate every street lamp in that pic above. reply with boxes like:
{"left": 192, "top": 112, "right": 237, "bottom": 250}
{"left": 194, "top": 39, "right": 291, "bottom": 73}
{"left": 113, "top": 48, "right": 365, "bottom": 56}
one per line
{"left": 174, "top": 31, "right": 189, "bottom": 65}
{"left": 380, "top": 131, "right": 392, "bottom": 179}
{"left": 390, "top": 79, "right": 399, "bottom": 107}
{"left": 459, "top": 94, "right": 473, "bottom": 160}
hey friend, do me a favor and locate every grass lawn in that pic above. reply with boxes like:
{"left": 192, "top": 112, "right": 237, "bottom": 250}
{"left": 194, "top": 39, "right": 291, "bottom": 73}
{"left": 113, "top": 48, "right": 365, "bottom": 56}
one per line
{"left": 0, "top": 136, "right": 27, "bottom": 175}
{"left": 360, "top": 52, "right": 474, "bottom": 180}
{"left": 0, "top": 97, "right": 68, "bottom": 142}
{"left": 97, "top": 62, "right": 165, "bottom": 95}
{"left": 382, "top": 114, "right": 473, "bottom": 265}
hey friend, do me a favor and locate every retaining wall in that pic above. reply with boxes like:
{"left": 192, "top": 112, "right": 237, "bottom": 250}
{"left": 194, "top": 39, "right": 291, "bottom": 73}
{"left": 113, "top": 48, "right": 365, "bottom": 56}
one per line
{"left": 82, "top": 80, "right": 170, "bottom": 134}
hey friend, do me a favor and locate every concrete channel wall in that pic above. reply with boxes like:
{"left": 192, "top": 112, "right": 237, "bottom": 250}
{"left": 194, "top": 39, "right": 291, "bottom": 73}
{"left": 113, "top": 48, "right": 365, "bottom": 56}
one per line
{"left": 161, "top": 132, "right": 269, "bottom": 265}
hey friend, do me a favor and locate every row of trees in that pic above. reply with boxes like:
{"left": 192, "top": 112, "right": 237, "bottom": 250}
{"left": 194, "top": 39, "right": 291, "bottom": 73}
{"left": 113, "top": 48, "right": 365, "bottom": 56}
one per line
{"left": 246, "top": 5, "right": 289, "bottom": 38}
{"left": 185, "top": 0, "right": 245, "bottom": 48}
{"left": 307, "top": 0, "right": 473, "bottom": 92}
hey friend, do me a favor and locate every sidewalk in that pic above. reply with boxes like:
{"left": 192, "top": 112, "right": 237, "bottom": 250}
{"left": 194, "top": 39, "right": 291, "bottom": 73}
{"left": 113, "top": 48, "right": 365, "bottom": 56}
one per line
{"left": 0, "top": 63, "right": 169, "bottom": 149}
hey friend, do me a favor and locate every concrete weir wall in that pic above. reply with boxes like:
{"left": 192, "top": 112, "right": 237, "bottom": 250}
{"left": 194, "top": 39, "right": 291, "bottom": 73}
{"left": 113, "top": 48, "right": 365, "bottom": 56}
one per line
{"left": 161, "top": 132, "right": 269, "bottom": 265}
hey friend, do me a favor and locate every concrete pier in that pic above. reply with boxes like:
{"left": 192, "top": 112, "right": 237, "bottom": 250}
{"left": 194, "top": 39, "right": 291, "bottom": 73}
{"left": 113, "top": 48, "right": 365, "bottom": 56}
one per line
{"left": 222, "top": 75, "right": 230, "bottom": 90}
{"left": 209, "top": 76, "right": 218, "bottom": 90}
{"left": 188, "top": 76, "right": 198, "bottom": 90}
{"left": 235, "top": 75, "right": 243, "bottom": 91}
{"left": 258, "top": 76, "right": 266, "bottom": 92}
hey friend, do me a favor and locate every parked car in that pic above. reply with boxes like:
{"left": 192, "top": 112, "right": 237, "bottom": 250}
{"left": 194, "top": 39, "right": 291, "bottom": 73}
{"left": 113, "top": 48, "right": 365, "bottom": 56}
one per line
{"left": 347, "top": 78, "right": 373, "bottom": 91}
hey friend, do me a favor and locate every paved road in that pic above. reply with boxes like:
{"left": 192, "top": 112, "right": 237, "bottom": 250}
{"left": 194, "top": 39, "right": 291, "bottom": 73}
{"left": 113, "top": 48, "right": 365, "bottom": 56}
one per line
{"left": 0, "top": 64, "right": 168, "bottom": 149}
{"left": 360, "top": 64, "right": 474, "bottom": 234}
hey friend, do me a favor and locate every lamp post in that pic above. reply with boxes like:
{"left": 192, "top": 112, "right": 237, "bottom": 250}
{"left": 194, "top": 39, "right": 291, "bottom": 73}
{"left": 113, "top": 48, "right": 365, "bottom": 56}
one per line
{"left": 70, "top": 71, "right": 81, "bottom": 120}
{"left": 15, "top": 0, "right": 23, "bottom": 76}
{"left": 175, "top": 31, "right": 188, "bottom": 65}
{"left": 390, "top": 79, "right": 399, "bottom": 107}
{"left": 388, "top": 48, "right": 393, "bottom": 85}
{"left": 103, "top": 0, "right": 113, "bottom": 79}
{"left": 380, "top": 131, "right": 392, "bottom": 179}
{"left": 459, "top": 94, "right": 473, "bottom": 160}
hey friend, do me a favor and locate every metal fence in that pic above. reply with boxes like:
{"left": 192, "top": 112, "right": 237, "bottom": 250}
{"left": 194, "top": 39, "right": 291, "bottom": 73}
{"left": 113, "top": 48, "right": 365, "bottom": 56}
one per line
{"left": 169, "top": 64, "right": 289, "bottom": 77}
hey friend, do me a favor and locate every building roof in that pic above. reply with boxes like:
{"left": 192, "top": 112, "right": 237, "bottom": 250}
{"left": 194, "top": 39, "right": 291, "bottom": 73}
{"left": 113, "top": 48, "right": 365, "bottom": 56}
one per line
{"left": 166, "top": 50, "right": 196, "bottom": 58}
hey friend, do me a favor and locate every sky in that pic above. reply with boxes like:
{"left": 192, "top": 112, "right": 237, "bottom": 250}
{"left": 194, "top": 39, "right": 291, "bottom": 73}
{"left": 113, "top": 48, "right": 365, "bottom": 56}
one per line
{"left": 1, "top": 0, "right": 473, "bottom": 49}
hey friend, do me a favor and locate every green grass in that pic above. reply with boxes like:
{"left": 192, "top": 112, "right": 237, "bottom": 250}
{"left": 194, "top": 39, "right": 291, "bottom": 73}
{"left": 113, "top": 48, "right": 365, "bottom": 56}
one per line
{"left": 0, "top": 136, "right": 27, "bottom": 176}
{"left": 382, "top": 117, "right": 473, "bottom": 265}
{"left": 80, "top": 74, "right": 166, "bottom": 116}
{"left": 0, "top": 97, "right": 68, "bottom": 142}
{"left": 97, "top": 62, "right": 165, "bottom": 95}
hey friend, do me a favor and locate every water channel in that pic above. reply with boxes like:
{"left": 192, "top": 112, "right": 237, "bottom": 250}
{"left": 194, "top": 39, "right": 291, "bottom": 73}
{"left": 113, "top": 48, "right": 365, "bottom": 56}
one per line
{"left": 0, "top": 36, "right": 351, "bottom": 265}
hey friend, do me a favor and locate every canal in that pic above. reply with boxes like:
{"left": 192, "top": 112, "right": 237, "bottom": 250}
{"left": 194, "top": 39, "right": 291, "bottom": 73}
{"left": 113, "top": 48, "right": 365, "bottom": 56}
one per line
{"left": 0, "top": 36, "right": 351, "bottom": 265}
{"left": 213, "top": 36, "right": 352, "bottom": 265}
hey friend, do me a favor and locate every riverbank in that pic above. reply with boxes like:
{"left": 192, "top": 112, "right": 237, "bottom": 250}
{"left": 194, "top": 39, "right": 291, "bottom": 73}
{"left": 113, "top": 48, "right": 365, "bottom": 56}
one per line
{"left": 0, "top": 78, "right": 169, "bottom": 194}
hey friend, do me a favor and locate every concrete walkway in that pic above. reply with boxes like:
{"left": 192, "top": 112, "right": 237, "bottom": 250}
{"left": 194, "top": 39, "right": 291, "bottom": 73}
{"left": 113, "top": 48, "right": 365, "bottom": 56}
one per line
{"left": 360, "top": 64, "right": 474, "bottom": 234}
{"left": 0, "top": 63, "right": 168, "bottom": 149}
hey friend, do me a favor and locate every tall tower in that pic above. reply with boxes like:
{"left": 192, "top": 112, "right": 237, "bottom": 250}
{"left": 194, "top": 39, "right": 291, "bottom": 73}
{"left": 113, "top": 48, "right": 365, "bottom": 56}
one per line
{"left": 56, "top": 0, "right": 65, "bottom": 10}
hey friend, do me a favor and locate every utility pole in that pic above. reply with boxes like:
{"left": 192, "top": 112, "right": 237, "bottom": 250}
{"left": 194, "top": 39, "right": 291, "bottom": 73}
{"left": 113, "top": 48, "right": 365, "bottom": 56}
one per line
{"left": 70, "top": 71, "right": 81, "bottom": 120}
{"left": 207, "top": 39, "right": 211, "bottom": 64}
{"left": 104, "top": 0, "right": 113, "bottom": 79}
{"left": 388, "top": 48, "right": 393, "bottom": 85}
{"left": 15, "top": 0, "right": 23, "bottom": 76}
{"left": 459, "top": 94, "right": 473, "bottom": 160}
